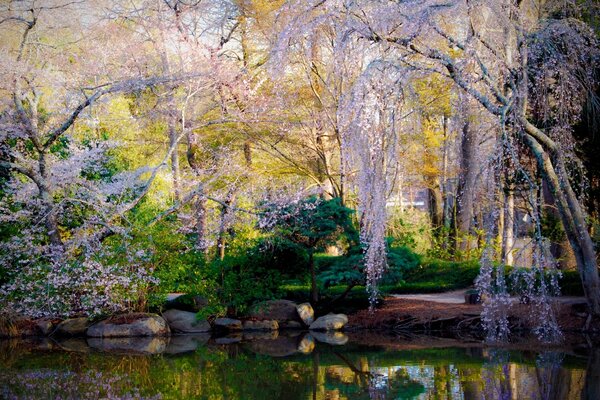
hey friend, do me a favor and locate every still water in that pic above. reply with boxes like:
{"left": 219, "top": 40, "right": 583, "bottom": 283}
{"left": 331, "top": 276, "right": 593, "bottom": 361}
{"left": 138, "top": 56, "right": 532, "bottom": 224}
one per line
{"left": 0, "top": 331, "right": 596, "bottom": 399}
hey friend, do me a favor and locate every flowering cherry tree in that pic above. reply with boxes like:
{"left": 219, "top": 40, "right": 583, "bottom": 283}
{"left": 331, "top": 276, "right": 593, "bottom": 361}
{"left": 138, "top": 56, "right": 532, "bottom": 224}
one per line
{"left": 273, "top": 0, "right": 600, "bottom": 334}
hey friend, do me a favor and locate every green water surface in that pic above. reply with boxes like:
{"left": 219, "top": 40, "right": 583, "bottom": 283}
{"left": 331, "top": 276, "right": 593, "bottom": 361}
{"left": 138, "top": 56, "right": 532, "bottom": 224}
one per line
{"left": 0, "top": 332, "right": 595, "bottom": 399}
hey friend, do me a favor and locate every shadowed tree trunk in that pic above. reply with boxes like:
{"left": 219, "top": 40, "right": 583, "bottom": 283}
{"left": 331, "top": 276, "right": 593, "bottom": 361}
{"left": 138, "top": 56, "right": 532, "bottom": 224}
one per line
{"left": 455, "top": 118, "right": 478, "bottom": 254}
{"left": 524, "top": 127, "right": 600, "bottom": 315}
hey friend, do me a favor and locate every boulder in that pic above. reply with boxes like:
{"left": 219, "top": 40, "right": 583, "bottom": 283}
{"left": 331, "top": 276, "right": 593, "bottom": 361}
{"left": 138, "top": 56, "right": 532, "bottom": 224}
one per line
{"left": 242, "top": 320, "right": 278, "bottom": 331}
{"left": 87, "top": 313, "right": 169, "bottom": 337}
{"left": 162, "top": 309, "right": 211, "bottom": 333}
{"left": 309, "top": 314, "right": 348, "bottom": 331}
{"left": 35, "top": 319, "right": 56, "bottom": 336}
{"left": 296, "top": 303, "right": 314, "bottom": 326}
{"left": 310, "top": 331, "right": 348, "bottom": 345}
{"left": 248, "top": 300, "right": 300, "bottom": 323}
{"left": 87, "top": 337, "right": 168, "bottom": 354}
{"left": 55, "top": 317, "right": 89, "bottom": 337}
{"left": 214, "top": 317, "right": 242, "bottom": 331}
{"left": 279, "top": 321, "right": 303, "bottom": 330}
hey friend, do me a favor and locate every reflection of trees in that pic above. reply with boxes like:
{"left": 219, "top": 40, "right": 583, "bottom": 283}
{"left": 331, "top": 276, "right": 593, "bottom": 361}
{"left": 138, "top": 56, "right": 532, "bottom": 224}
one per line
{"left": 475, "top": 349, "right": 587, "bottom": 400}
{"left": 0, "top": 343, "right": 594, "bottom": 399}
{"left": 584, "top": 348, "right": 600, "bottom": 400}
{"left": 323, "top": 352, "right": 425, "bottom": 399}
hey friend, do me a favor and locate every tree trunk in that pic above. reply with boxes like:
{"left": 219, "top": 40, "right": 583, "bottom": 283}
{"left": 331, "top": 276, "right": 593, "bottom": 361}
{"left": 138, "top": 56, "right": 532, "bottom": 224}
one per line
{"left": 38, "top": 153, "right": 63, "bottom": 248}
{"left": 309, "top": 251, "right": 318, "bottom": 304}
{"left": 168, "top": 119, "right": 181, "bottom": 201}
{"left": 584, "top": 348, "right": 600, "bottom": 400}
{"left": 502, "top": 183, "right": 515, "bottom": 266}
{"left": 524, "top": 130, "right": 600, "bottom": 315}
{"left": 455, "top": 118, "right": 477, "bottom": 253}
{"left": 428, "top": 182, "right": 444, "bottom": 229}
{"left": 216, "top": 189, "right": 236, "bottom": 260}
{"left": 195, "top": 185, "right": 209, "bottom": 255}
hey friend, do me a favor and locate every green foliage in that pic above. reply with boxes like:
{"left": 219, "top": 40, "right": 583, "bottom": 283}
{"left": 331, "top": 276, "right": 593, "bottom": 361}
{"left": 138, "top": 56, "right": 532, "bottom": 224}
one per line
{"left": 262, "top": 196, "right": 357, "bottom": 252}
{"left": 386, "top": 208, "right": 431, "bottom": 253}
{"left": 389, "top": 259, "right": 480, "bottom": 293}
{"left": 207, "top": 237, "right": 308, "bottom": 314}
{"left": 540, "top": 210, "right": 565, "bottom": 243}
{"left": 318, "top": 245, "right": 421, "bottom": 288}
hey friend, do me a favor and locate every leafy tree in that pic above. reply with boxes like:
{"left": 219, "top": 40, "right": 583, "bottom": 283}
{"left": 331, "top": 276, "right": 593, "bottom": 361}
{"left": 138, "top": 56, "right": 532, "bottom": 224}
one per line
{"left": 259, "top": 197, "right": 356, "bottom": 304}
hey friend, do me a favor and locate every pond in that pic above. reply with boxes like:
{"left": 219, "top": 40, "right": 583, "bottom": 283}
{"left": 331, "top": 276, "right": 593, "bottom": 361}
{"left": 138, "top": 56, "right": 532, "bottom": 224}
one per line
{"left": 0, "top": 331, "right": 596, "bottom": 399}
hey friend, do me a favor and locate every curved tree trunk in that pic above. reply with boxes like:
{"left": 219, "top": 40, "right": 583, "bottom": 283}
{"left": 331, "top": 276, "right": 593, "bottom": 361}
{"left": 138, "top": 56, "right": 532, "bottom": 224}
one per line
{"left": 523, "top": 129, "right": 600, "bottom": 315}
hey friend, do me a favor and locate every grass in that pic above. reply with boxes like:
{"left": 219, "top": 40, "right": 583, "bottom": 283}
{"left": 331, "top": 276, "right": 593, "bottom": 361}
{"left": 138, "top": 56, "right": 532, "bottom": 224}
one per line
{"left": 387, "top": 259, "right": 480, "bottom": 294}
{"left": 279, "top": 258, "right": 585, "bottom": 309}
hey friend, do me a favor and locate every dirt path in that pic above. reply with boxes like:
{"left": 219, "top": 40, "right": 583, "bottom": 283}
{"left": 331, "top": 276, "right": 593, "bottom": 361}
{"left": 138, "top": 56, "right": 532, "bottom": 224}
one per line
{"left": 391, "top": 290, "right": 468, "bottom": 304}
{"left": 392, "top": 290, "right": 586, "bottom": 305}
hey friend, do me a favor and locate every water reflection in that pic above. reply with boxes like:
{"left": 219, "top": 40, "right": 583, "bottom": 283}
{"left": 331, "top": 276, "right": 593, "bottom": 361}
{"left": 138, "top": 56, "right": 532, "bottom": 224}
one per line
{"left": 0, "top": 333, "right": 593, "bottom": 399}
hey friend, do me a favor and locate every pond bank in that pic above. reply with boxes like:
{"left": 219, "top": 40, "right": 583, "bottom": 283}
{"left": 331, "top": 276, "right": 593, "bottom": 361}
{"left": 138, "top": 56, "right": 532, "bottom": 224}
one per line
{"left": 346, "top": 296, "right": 599, "bottom": 333}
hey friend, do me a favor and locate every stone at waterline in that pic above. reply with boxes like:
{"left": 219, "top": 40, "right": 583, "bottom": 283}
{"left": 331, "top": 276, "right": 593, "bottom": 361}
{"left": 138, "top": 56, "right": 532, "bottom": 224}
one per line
{"left": 309, "top": 313, "right": 348, "bottom": 331}
{"left": 55, "top": 317, "right": 89, "bottom": 337}
{"left": 297, "top": 334, "right": 315, "bottom": 354}
{"left": 87, "top": 337, "right": 168, "bottom": 354}
{"left": 310, "top": 331, "right": 349, "bottom": 345}
{"left": 296, "top": 303, "right": 314, "bottom": 326}
{"left": 279, "top": 321, "right": 303, "bottom": 329}
{"left": 35, "top": 319, "right": 55, "bottom": 336}
{"left": 162, "top": 309, "right": 211, "bottom": 333}
{"left": 248, "top": 300, "right": 301, "bottom": 323}
{"left": 242, "top": 319, "right": 278, "bottom": 331}
{"left": 214, "top": 317, "right": 242, "bottom": 331}
{"left": 87, "top": 313, "right": 169, "bottom": 337}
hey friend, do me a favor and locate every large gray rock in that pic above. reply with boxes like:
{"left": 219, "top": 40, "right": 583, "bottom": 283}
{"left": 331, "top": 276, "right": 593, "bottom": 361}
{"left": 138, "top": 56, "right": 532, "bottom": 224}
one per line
{"left": 279, "top": 321, "right": 303, "bottom": 329}
{"left": 309, "top": 314, "right": 348, "bottom": 331}
{"left": 248, "top": 300, "right": 300, "bottom": 323}
{"left": 87, "top": 313, "right": 169, "bottom": 337}
{"left": 162, "top": 309, "right": 211, "bottom": 333}
{"left": 214, "top": 317, "right": 242, "bottom": 331}
{"left": 296, "top": 303, "right": 314, "bottom": 326}
{"left": 55, "top": 317, "right": 89, "bottom": 337}
{"left": 242, "top": 320, "right": 278, "bottom": 331}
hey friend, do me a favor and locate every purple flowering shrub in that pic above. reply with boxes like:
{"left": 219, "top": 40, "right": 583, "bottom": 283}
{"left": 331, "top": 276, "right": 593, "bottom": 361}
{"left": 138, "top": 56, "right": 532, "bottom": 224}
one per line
{"left": 0, "top": 242, "right": 157, "bottom": 319}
